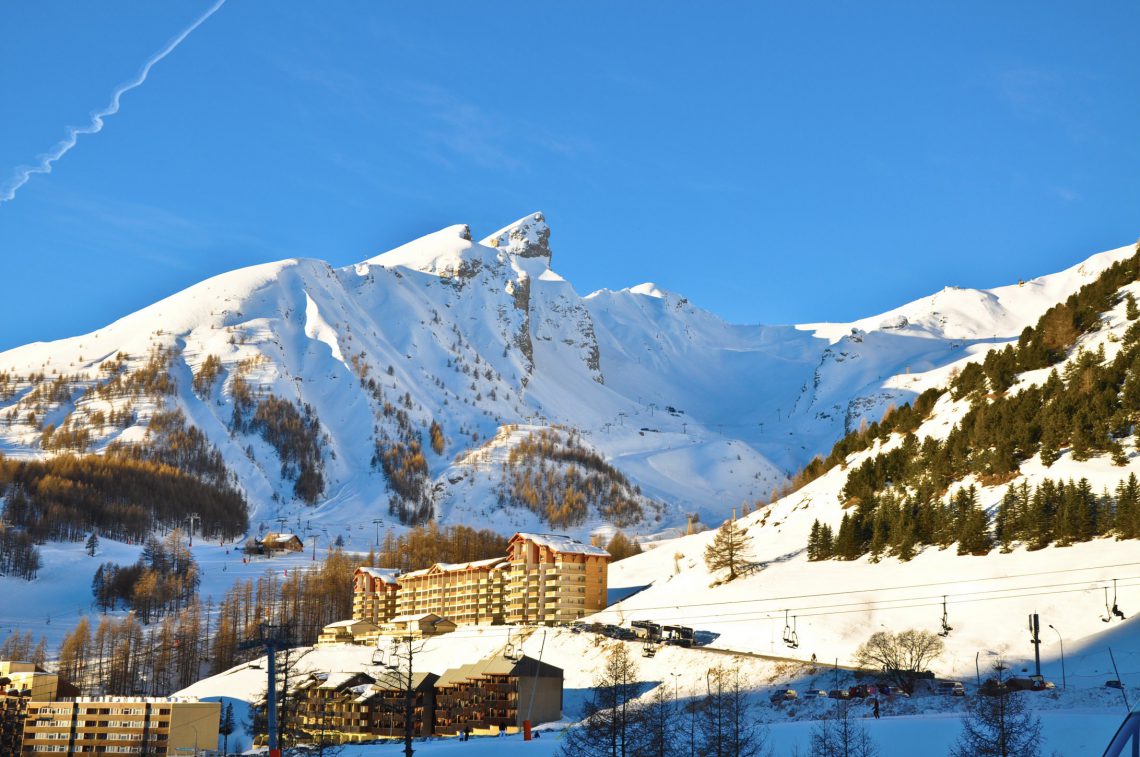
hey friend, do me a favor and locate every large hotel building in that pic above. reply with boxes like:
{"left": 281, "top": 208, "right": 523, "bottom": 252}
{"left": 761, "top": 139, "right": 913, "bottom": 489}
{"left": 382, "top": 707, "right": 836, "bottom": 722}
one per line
{"left": 353, "top": 532, "right": 609, "bottom": 628}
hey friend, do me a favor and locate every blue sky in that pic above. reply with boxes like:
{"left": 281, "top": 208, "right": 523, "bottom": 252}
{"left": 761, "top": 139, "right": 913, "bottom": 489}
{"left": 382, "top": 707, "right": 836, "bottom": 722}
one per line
{"left": 2, "top": 2, "right": 1139, "bottom": 351}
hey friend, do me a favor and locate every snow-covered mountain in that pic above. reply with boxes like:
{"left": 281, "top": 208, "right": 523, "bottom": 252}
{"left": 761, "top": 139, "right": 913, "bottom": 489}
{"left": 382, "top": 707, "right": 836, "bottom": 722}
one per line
{"left": 0, "top": 212, "right": 1133, "bottom": 541}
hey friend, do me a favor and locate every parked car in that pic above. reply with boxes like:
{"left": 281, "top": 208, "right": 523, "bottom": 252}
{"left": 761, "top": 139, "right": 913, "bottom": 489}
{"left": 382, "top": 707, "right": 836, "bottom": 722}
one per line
{"left": 828, "top": 689, "right": 851, "bottom": 700}
{"left": 814, "top": 690, "right": 830, "bottom": 699}
{"left": 937, "top": 681, "right": 965, "bottom": 697}
{"left": 769, "top": 689, "right": 798, "bottom": 703}
{"left": 848, "top": 684, "right": 872, "bottom": 699}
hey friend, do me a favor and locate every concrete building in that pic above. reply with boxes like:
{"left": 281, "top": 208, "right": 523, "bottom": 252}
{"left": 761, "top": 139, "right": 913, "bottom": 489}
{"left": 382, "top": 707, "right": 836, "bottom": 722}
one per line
{"left": 352, "top": 567, "right": 400, "bottom": 625}
{"left": 505, "top": 533, "right": 610, "bottom": 625}
{"left": 350, "top": 532, "right": 609, "bottom": 630}
{"left": 0, "top": 660, "right": 219, "bottom": 756}
{"left": 0, "top": 662, "right": 77, "bottom": 702}
{"left": 394, "top": 558, "right": 508, "bottom": 626}
{"left": 21, "top": 697, "right": 219, "bottom": 756}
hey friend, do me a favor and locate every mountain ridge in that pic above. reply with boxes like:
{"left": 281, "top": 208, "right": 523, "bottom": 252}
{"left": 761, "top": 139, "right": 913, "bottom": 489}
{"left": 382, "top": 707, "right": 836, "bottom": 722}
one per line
{"left": 0, "top": 214, "right": 1134, "bottom": 542}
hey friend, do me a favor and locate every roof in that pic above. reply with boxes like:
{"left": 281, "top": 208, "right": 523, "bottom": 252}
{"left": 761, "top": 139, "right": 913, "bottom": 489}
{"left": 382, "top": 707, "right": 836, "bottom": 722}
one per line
{"left": 510, "top": 532, "right": 610, "bottom": 557}
{"left": 437, "top": 654, "right": 563, "bottom": 687}
{"left": 433, "top": 556, "right": 509, "bottom": 572}
{"left": 263, "top": 533, "right": 301, "bottom": 544}
{"left": 322, "top": 619, "right": 379, "bottom": 631}
{"left": 387, "top": 613, "right": 441, "bottom": 624}
{"left": 356, "top": 567, "right": 400, "bottom": 584}
{"left": 317, "top": 672, "right": 374, "bottom": 690}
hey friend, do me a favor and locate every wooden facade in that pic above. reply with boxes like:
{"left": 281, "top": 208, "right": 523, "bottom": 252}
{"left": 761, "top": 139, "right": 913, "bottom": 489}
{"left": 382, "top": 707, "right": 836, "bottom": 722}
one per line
{"left": 433, "top": 654, "right": 563, "bottom": 736}
{"left": 295, "top": 671, "right": 438, "bottom": 743}
{"left": 293, "top": 655, "right": 561, "bottom": 743}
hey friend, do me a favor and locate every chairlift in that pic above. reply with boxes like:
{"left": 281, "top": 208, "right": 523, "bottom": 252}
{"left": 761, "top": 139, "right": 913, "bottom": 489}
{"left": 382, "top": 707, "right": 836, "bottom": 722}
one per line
{"left": 371, "top": 648, "right": 387, "bottom": 667}
{"left": 938, "top": 596, "right": 953, "bottom": 637}
{"left": 782, "top": 610, "right": 793, "bottom": 645}
{"left": 505, "top": 628, "right": 522, "bottom": 662}
{"left": 1111, "top": 578, "right": 1127, "bottom": 621}
{"left": 643, "top": 638, "right": 658, "bottom": 658}
{"left": 786, "top": 615, "right": 799, "bottom": 650}
{"left": 1102, "top": 586, "right": 1113, "bottom": 623}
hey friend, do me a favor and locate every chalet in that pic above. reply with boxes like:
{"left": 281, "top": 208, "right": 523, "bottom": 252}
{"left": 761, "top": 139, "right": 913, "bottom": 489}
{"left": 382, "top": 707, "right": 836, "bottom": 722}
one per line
{"left": 379, "top": 613, "right": 457, "bottom": 638}
{"left": 433, "top": 654, "right": 563, "bottom": 736}
{"left": 317, "top": 619, "right": 381, "bottom": 647}
{"left": 261, "top": 532, "right": 304, "bottom": 553}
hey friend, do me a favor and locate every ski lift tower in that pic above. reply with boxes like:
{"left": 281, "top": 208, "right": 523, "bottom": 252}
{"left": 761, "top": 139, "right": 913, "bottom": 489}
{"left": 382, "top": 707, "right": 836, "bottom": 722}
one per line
{"left": 238, "top": 623, "right": 288, "bottom": 757}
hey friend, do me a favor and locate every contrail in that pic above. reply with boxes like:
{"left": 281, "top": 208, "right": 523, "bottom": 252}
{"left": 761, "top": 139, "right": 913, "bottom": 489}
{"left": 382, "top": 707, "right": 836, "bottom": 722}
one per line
{"left": 0, "top": 0, "right": 226, "bottom": 204}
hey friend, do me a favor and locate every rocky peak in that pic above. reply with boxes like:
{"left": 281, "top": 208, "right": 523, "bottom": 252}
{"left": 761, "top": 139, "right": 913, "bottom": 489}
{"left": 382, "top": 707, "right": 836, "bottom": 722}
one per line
{"left": 480, "top": 212, "right": 551, "bottom": 260}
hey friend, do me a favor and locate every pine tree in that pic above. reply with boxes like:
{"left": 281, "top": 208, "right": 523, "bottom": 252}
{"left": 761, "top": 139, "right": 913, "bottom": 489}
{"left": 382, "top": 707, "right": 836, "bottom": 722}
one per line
{"left": 952, "top": 662, "right": 1042, "bottom": 757}
{"left": 560, "top": 644, "right": 642, "bottom": 757}
{"left": 220, "top": 701, "right": 236, "bottom": 756}
{"left": 632, "top": 685, "right": 678, "bottom": 757}
{"left": 809, "top": 699, "right": 878, "bottom": 756}
{"left": 807, "top": 520, "right": 823, "bottom": 561}
{"left": 703, "top": 517, "right": 753, "bottom": 581}
{"left": 954, "top": 487, "right": 992, "bottom": 556}
{"left": 699, "top": 666, "right": 765, "bottom": 757}
{"left": 85, "top": 532, "right": 99, "bottom": 557}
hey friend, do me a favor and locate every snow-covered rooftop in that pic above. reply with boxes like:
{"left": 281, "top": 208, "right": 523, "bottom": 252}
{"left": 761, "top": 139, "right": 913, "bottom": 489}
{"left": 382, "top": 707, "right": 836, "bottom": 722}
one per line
{"left": 356, "top": 566, "right": 400, "bottom": 584}
{"left": 512, "top": 533, "right": 610, "bottom": 557}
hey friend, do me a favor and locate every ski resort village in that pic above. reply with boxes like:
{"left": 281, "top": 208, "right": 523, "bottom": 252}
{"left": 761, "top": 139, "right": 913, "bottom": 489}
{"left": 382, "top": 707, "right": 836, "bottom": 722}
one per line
{"left": 5, "top": 4, "right": 1140, "bottom": 756}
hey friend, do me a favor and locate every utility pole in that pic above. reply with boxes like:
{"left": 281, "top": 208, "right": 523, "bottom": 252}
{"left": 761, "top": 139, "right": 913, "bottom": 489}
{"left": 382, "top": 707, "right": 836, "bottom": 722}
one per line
{"left": 1028, "top": 613, "right": 1042, "bottom": 679}
{"left": 187, "top": 513, "right": 200, "bottom": 547}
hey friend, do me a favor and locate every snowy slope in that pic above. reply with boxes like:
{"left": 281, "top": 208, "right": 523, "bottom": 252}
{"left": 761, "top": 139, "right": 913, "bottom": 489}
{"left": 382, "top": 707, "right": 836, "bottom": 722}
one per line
{"left": 1, "top": 213, "right": 1131, "bottom": 545}
{"left": 595, "top": 271, "right": 1140, "bottom": 697}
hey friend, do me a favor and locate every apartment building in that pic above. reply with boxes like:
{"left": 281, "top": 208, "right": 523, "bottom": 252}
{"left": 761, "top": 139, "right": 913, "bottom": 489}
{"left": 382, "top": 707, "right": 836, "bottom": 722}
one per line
{"left": 351, "top": 567, "right": 399, "bottom": 625}
{"left": 21, "top": 697, "right": 219, "bottom": 756}
{"left": 505, "top": 533, "right": 609, "bottom": 625}
{"left": 350, "top": 532, "right": 609, "bottom": 629}
{"left": 394, "top": 557, "right": 509, "bottom": 626}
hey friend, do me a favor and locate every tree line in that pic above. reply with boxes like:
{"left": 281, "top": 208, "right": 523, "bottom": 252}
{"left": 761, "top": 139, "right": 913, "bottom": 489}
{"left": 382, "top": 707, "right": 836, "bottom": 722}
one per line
{"left": 91, "top": 531, "right": 201, "bottom": 622}
{"left": 809, "top": 473, "right": 1140, "bottom": 563}
{"left": 498, "top": 427, "right": 647, "bottom": 528}
{"left": 805, "top": 245, "right": 1140, "bottom": 561}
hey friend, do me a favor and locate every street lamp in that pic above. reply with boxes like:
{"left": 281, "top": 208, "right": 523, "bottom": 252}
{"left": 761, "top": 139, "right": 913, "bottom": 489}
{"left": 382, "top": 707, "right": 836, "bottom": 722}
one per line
{"left": 669, "top": 672, "right": 681, "bottom": 701}
{"left": 1048, "top": 624, "right": 1066, "bottom": 690}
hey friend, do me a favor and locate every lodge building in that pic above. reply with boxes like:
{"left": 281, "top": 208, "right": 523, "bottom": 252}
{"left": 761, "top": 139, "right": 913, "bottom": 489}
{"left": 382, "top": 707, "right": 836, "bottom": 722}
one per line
{"left": 292, "top": 653, "right": 562, "bottom": 744}
{"left": 351, "top": 532, "right": 609, "bottom": 630}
